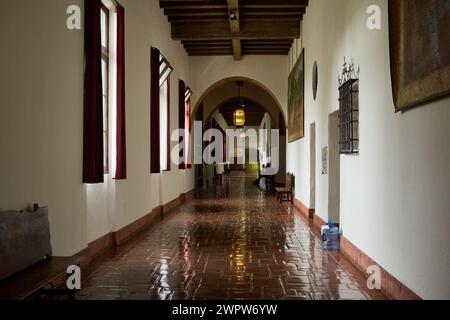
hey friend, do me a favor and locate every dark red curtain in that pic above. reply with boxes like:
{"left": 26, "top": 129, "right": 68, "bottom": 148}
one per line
{"left": 115, "top": 4, "right": 127, "bottom": 180}
{"left": 83, "top": 0, "right": 104, "bottom": 184}
{"left": 178, "top": 80, "right": 186, "bottom": 170}
{"left": 150, "top": 47, "right": 160, "bottom": 173}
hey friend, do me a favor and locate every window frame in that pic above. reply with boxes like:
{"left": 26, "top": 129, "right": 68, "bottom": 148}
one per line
{"left": 159, "top": 76, "right": 171, "bottom": 172}
{"left": 100, "top": 4, "right": 110, "bottom": 174}
{"left": 338, "top": 78, "right": 359, "bottom": 154}
{"left": 151, "top": 50, "right": 174, "bottom": 174}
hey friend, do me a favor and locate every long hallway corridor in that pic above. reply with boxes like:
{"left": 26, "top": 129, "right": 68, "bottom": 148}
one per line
{"left": 77, "top": 172, "right": 386, "bottom": 300}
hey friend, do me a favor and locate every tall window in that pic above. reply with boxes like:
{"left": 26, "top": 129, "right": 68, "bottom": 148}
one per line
{"left": 84, "top": 0, "right": 125, "bottom": 183}
{"left": 159, "top": 54, "right": 172, "bottom": 171}
{"left": 151, "top": 49, "right": 173, "bottom": 173}
{"left": 100, "top": 5, "right": 109, "bottom": 173}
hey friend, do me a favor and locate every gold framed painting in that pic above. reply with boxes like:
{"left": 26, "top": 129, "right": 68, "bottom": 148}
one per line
{"left": 288, "top": 49, "right": 305, "bottom": 142}
{"left": 389, "top": 0, "right": 450, "bottom": 112}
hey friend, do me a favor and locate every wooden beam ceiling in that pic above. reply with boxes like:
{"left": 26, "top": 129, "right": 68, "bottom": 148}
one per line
{"left": 232, "top": 39, "right": 241, "bottom": 61}
{"left": 227, "top": 0, "right": 240, "bottom": 33}
{"left": 171, "top": 20, "right": 300, "bottom": 40}
{"left": 227, "top": 0, "right": 241, "bottom": 60}
{"left": 159, "top": 0, "right": 308, "bottom": 58}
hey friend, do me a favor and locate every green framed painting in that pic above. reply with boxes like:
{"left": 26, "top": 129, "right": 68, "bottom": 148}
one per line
{"left": 288, "top": 49, "right": 305, "bottom": 143}
{"left": 389, "top": 0, "right": 450, "bottom": 111}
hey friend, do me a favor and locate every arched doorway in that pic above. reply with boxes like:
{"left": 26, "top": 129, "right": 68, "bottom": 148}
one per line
{"left": 192, "top": 77, "right": 287, "bottom": 191}
{"left": 192, "top": 76, "right": 287, "bottom": 126}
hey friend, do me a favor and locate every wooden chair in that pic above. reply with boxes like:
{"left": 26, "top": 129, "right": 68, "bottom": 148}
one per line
{"left": 276, "top": 173, "right": 294, "bottom": 204}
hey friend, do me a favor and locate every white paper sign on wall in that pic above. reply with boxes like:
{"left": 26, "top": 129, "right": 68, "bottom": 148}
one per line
{"left": 322, "top": 147, "right": 328, "bottom": 175}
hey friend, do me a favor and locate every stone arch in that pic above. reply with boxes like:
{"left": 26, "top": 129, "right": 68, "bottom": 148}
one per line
{"left": 204, "top": 96, "right": 278, "bottom": 128}
{"left": 192, "top": 76, "right": 287, "bottom": 126}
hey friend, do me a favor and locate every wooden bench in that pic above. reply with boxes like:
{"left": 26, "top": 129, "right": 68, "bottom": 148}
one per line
{"left": 276, "top": 173, "right": 294, "bottom": 204}
{"left": 0, "top": 255, "right": 85, "bottom": 300}
{"left": 0, "top": 205, "right": 87, "bottom": 300}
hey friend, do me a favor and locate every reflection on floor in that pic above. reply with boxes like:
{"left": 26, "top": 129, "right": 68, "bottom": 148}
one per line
{"left": 77, "top": 171, "right": 387, "bottom": 300}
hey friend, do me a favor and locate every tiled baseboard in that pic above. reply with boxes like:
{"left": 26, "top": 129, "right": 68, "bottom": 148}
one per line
{"left": 293, "top": 198, "right": 314, "bottom": 219}
{"left": 340, "top": 236, "right": 421, "bottom": 300}
{"left": 293, "top": 197, "right": 421, "bottom": 300}
{"left": 81, "top": 190, "right": 194, "bottom": 259}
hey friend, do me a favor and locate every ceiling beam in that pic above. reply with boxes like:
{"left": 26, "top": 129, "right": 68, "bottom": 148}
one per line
{"left": 243, "top": 38, "right": 294, "bottom": 41}
{"left": 164, "top": 9, "right": 227, "bottom": 16}
{"left": 160, "top": 0, "right": 226, "bottom": 6}
{"left": 168, "top": 16, "right": 300, "bottom": 23}
{"left": 241, "top": 52, "right": 289, "bottom": 55}
{"left": 227, "top": 0, "right": 240, "bottom": 33}
{"left": 235, "top": 0, "right": 308, "bottom": 6}
{"left": 160, "top": 0, "right": 309, "bottom": 8}
{"left": 163, "top": 8, "right": 305, "bottom": 17}
{"left": 227, "top": 0, "right": 241, "bottom": 61}
{"left": 161, "top": 0, "right": 307, "bottom": 57}
{"left": 187, "top": 47, "right": 233, "bottom": 51}
{"left": 232, "top": 39, "right": 242, "bottom": 61}
{"left": 171, "top": 20, "right": 300, "bottom": 40}
{"left": 188, "top": 52, "right": 233, "bottom": 56}
{"left": 160, "top": 3, "right": 227, "bottom": 10}
{"left": 184, "top": 44, "right": 232, "bottom": 48}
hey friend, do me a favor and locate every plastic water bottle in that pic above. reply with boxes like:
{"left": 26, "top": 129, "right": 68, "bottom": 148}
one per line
{"left": 321, "top": 225, "right": 330, "bottom": 241}
{"left": 323, "top": 226, "right": 340, "bottom": 251}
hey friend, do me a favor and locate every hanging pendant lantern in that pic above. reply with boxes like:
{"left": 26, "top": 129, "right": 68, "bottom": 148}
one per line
{"left": 233, "top": 81, "right": 246, "bottom": 127}
{"left": 233, "top": 108, "right": 246, "bottom": 127}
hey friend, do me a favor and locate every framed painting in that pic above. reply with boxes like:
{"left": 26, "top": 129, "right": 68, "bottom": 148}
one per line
{"left": 389, "top": 0, "right": 450, "bottom": 112}
{"left": 288, "top": 49, "right": 305, "bottom": 142}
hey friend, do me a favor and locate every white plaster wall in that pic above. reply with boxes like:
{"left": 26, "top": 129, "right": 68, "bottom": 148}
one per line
{"left": 190, "top": 55, "right": 288, "bottom": 118}
{"left": 0, "top": 0, "right": 87, "bottom": 256}
{"left": 0, "top": 0, "right": 194, "bottom": 253}
{"left": 286, "top": 0, "right": 450, "bottom": 299}
{"left": 328, "top": 113, "right": 340, "bottom": 224}
{"left": 87, "top": 0, "right": 195, "bottom": 240}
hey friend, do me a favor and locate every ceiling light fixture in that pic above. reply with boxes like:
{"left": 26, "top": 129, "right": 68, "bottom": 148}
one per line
{"left": 229, "top": 9, "right": 237, "bottom": 20}
{"left": 233, "top": 81, "right": 246, "bottom": 128}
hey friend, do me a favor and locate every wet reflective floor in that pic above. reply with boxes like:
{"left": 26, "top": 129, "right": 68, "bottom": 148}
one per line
{"left": 77, "top": 172, "right": 387, "bottom": 300}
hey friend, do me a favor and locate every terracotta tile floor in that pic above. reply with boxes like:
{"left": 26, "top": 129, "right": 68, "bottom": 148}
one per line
{"left": 77, "top": 172, "right": 387, "bottom": 300}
